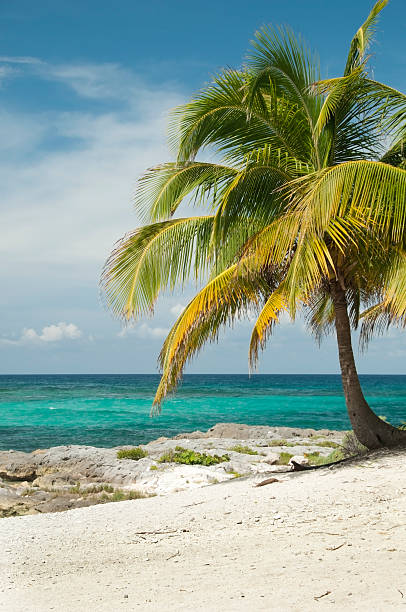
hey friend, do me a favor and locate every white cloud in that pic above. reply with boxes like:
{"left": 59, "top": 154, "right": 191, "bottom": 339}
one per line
{"left": 136, "top": 323, "right": 169, "bottom": 339}
{"left": 170, "top": 303, "right": 186, "bottom": 317}
{"left": 2, "top": 322, "right": 82, "bottom": 345}
{"left": 43, "top": 62, "right": 138, "bottom": 101}
{"left": 0, "top": 65, "right": 17, "bottom": 85}
{"left": 118, "top": 323, "right": 169, "bottom": 339}
{"left": 0, "top": 56, "right": 43, "bottom": 65}
{"left": 0, "top": 61, "right": 184, "bottom": 279}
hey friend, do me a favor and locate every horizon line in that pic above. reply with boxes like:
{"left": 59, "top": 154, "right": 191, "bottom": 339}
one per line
{"left": 1, "top": 372, "right": 405, "bottom": 376}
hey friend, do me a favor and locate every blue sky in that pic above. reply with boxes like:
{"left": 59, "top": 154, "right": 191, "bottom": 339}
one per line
{"left": 1, "top": 0, "right": 405, "bottom": 374}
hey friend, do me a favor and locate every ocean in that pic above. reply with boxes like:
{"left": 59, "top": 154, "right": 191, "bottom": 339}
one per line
{"left": 1, "top": 374, "right": 406, "bottom": 452}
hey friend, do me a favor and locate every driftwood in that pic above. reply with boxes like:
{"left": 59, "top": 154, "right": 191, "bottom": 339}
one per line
{"left": 255, "top": 477, "right": 279, "bottom": 487}
{"left": 290, "top": 457, "right": 352, "bottom": 471}
{"left": 314, "top": 590, "right": 331, "bottom": 601}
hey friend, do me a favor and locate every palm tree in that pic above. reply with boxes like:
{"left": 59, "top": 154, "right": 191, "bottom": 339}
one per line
{"left": 102, "top": 0, "right": 406, "bottom": 450}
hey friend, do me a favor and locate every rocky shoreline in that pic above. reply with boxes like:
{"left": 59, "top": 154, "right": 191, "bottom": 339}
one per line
{"left": 0, "top": 422, "right": 345, "bottom": 517}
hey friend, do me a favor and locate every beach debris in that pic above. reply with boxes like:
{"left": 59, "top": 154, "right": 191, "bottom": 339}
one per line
{"left": 166, "top": 550, "right": 180, "bottom": 561}
{"left": 291, "top": 460, "right": 311, "bottom": 471}
{"left": 134, "top": 530, "right": 179, "bottom": 535}
{"left": 326, "top": 542, "right": 346, "bottom": 551}
{"left": 255, "top": 477, "right": 279, "bottom": 487}
{"left": 183, "top": 501, "right": 205, "bottom": 508}
{"left": 314, "top": 590, "right": 331, "bottom": 601}
{"left": 305, "top": 531, "right": 343, "bottom": 537}
{"left": 289, "top": 455, "right": 309, "bottom": 468}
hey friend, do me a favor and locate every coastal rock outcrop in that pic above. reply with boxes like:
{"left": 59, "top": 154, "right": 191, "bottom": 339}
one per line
{"left": 0, "top": 423, "right": 344, "bottom": 517}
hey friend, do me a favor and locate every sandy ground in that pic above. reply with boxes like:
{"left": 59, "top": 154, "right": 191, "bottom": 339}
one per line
{"left": 1, "top": 449, "right": 406, "bottom": 612}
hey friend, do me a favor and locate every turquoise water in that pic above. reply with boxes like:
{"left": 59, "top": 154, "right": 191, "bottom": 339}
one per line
{"left": 1, "top": 374, "right": 406, "bottom": 452}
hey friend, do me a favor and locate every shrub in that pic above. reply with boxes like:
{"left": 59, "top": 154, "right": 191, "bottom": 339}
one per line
{"left": 99, "top": 489, "right": 149, "bottom": 502}
{"left": 117, "top": 447, "right": 148, "bottom": 461}
{"left": 228, "top": 444, "right": 258, "bottom": 455}
{"left": 304, "top": 451, "right": 320, "bottom": 461}
{"left": 267, "top": 439, "right": 295, "bottom": 447}
{"left": 278, "top": 452, "right": 294, "bottom": 465}
{"left": 306, "top": 449, "right": 344, "bottom": 466}
{"left": 158, "top": 446, "right": 230, "bottom": 466}
{"left": 340, "top": 431, "right": 368, "bottom": 458}
{"left": 314, "top": 440, "right": 340, "bottom": 449}
{"left": 69, "top": 484, "right": 116, "bottom": 495}
{"left": 85, "top": 484, "right": 114, "bottom": 494}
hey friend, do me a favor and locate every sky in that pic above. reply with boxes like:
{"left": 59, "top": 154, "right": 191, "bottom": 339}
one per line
{"left": 1, "top": 0, "right": 405, "bottom": 375}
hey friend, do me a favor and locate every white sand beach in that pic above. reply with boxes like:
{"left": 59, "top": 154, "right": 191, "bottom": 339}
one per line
{"left": 2, "top": 448, "right": 406, "bottom": 611}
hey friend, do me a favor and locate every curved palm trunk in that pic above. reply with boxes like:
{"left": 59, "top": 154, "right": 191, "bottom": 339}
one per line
{"left": 331, "top": 280, "right": 406, "bottom": 449}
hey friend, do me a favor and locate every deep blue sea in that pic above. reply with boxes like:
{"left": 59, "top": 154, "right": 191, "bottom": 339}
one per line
{"left": 1, "top": 374, "right": 406, "bottom": 452}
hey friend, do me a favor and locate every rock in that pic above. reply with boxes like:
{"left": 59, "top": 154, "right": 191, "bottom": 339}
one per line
{"left": 289, "top": 455, "right": 309, "bottom": 467}
{"left": 202, "top": 423, "right": 273, "bottom": 439}
{"left": 262, "top": 452, "right": 279, "bottom": 465}
{"left": 0, "top": 485, "right": 35, "bottom": 517}
{"left": 137, "top": 464, "right": 231, "bottom": 496}
{"left": 173, "top": 431, "right": 206, "bottom": 440}
{"left": 0, "top": 451, "right": 38, "bottom": 481}
{"left": 32, "top": 472, "right": 85, "bottom": 489}
{"left": 0, "top": 423, "right": 343, "bottom": 517}
{"left": 146, "top": 437, "right": 168, "bottom": 445}
{"left": 36, "top": 496, "right": 99, "bottom": 514}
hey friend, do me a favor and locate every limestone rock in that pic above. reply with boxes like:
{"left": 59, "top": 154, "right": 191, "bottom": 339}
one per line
{"left": 203, "top": 423, "right": 272, "bottom": 439}
{"left": 289, "top": 455, "right": 309, "bottom": 467}
{"left": 0, "top": 423, "right": 344, "bottom": 517}
{"left": 0, "top": 451, "right": 38, "bottom": 481}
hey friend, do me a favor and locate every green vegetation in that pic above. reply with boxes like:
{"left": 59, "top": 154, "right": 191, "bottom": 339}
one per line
{"left": 313, "top": 440, "right": 340, "bottom": 449}
{"left": 83, "top": 484, "right": 114, "bottom": 494}
{"left": 117, "top": 447, "right": 148, "bottom": 461}
{"left": 226, "top": 470, "right": 245, "bottom": 479}
{"left": 102, "top": 1, "right": 406, "bottom": 450}
{"left": 21, "top": 488, "right": 36, "bottom": 496}
{"left": 266, "top": 439, "right": 295, "bottom": 448}
{"left": 278, "top": 452, "right": 294, "bottom": 466}
{"left": 158, "top": 446, "right": 230, "bottom": 466}
{"left": 228, "top": 444, "right": 258, "bottom": 455}
{"left": 22, "top": 483, "right": 150, "bottom": 502}
{"left": 300, "top": 432, "right": 370, "bottom": 466}
{"left": 340, "top": 431, "right": 368, "bottom": 458}
{"left": 100, "top": 490, "right": 148, "bottom": 502}
{"left": 305, "top": 450, "right": 344, "bottom": 466}
{"left": 68, "top": 483, "right": 128, "bottom": 495}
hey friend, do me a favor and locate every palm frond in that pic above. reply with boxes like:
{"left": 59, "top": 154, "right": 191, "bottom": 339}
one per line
{"left": 246, "top": 26, "right": 320, "bottom": 121}
{"left": 134, "top": 161, "right": 238, "bottom": 222}
{"left": 171, "top": 69, "right": 314, "bottom": 166}
{"left": 381, "top": 135, "right": 406, "bottom": 169}
{"left": 344, "top": 0, "right": 388, "bottom": 76}
{"left": 304, "top": 289, "right": 335, "bottom": 343}
{"left": 248, "top": 287, "right": 287, "bottom": 369}
{"left": 101, "top": 216, "right": 215, "bottom": 320}
{"left": 211, "top": 145, "right": 312, "bottom": 244}
{"left": 287, "top": 161, "right": 406, "bottom": 244}
{"left": 153, "top": 262, "right": 272, "bottom": 408}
